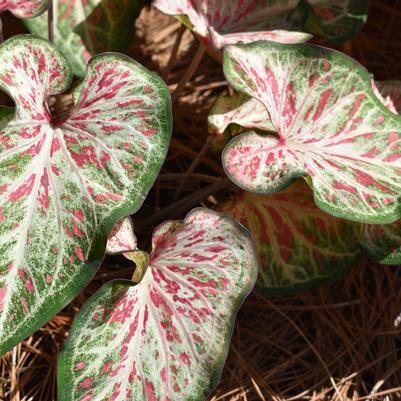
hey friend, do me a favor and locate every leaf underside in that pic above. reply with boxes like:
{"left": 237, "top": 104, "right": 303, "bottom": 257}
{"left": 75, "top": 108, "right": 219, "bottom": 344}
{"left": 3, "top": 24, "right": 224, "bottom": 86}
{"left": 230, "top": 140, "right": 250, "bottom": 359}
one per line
{"left": 0, "top": 35, "right": 171, "bottom": 355}
{"left": 222, "top": 41, "right": 401, "bottom": 225}
{"left": 25, "top": 0, "right": 144, "bottom": 77}
{"left": 0, "top": 0, "right": 50, "bottom": 18}
{"left": 219, "top": 179, "right": 363, "bottom": 296}
{"left": 58, "top": 208, "right": 258, "bottom": 401}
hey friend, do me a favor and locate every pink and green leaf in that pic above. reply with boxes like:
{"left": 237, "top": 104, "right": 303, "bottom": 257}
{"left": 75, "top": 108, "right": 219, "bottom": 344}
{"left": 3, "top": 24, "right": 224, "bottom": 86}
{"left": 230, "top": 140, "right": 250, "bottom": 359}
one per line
{"left": 106, "top": 217, "right": 137, "bottom": 255}
{"left": 25, "top": 0, "right": 144, "bottom": 77}
{"left": 222, "top": 41, "right": 401, "bottom": 224}
{"left": 58, "top": 208, "right": 258, "bottom": 401}
{"left": 219, "top": 179, "right": 363, "bottom": 296}
{"left": 208, "top": 92, "right": 274, "bottom": 136}
{"left": 0, "top": 35, "right": 171, "bottom": 355}
{"left": 153, "top": 0, "right": 312, "bottom": 50}
{"left": 0, "top": 0, "right": 50, "bottom": 18}
{"left": 303, "top": 0, "right": 368, "bottom": 44}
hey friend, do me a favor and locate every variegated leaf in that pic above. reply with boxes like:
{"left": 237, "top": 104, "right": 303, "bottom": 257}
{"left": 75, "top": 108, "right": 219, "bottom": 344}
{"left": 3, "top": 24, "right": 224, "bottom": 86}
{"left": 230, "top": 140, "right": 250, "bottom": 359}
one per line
{"left": 222, "top": 41, "right": 401, "bottom": 224}
{"left": 106, "top": 217, "right": 137, "bottom": 255}
{"left": 153, "top": 0, "right": 312, "bottom": 51}
{"left": 0, "top": 0, "right": 49, "bottom": 18}
{"left": 305, "top": 0, "right": 369, "bottom": 44}
{"left": 362, "top": 80, "right": 401, "bottom": 264}
{"left": 58, "top": 208, "right": 257, "bottom": 401}
{"left": 208, "top": 92, "right": 274, "bottom": 136}
{"left": 0, "top": 35, "right": 171, "bottom": 355}
{"left": 219, "top": 179, "right": 363, "bottom": 296}
{"left": 25, "top": 0, "right": 144, "bottom": 77}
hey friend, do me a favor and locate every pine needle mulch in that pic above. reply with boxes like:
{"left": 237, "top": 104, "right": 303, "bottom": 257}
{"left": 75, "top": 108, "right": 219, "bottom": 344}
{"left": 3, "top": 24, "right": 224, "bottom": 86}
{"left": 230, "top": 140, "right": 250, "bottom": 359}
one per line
{"left": 1, "top": 1, "right": 401, "bottom": 400}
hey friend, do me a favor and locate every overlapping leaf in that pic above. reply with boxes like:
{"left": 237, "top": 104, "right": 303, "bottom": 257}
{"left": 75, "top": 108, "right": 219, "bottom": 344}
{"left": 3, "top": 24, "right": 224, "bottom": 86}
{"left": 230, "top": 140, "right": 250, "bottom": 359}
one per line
{"left": 0, "top": 35, "right": 171, "bottom": 355}
{"left": 58, "top": 208, "right": 257, "bottom": 401}
{"left": 208, "top": 92, "right": 274, "bottom": 137}
{"left": 25, "top": 0, "right": 144, "bottom": 77}
{"left": 106, "top": 217, "right": 137, "bottom": 255}
{"left": 0, "top": 0, "right": 49, "bottom": 18}
{"left": 219, "top": 180, "right": 363, "bottom": 296}
{"left": 305, "top": 0, "right": 368, "bottom": 44}
{"left": 222, "top": 41, "right": 401, "bottom": 224}
{"left": 153, "top": 0, "right": 312, "bottom": 52}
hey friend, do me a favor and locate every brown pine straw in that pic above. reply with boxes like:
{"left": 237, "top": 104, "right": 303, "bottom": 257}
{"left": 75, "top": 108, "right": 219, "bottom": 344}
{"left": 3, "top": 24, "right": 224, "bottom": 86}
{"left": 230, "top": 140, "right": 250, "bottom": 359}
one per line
{"left": 1, "top": 1, "right": 401, "bottom": 399}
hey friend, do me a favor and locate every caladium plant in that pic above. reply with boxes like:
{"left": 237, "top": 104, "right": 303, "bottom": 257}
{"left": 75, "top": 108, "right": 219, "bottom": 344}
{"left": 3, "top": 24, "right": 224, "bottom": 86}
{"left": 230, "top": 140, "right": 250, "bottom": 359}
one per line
{"left": 0, "top": 0, "right": 50, "bottom": 18}
{"left": 0, "top": 35, "right": 171, "bottom": 356}
{"left": 153, "top": 0, "right": 313, "bottom": 56}
{"left": 25, "top": 0, "right": 144, "bottom": 77}
{"left": 218, "top": 179, "right": 363, "bottom": 296}
{"left": 58, "top": 208, "right": 257, "bottom": 401}
{"left": 222, "top": 41, "right": 401, "bottom": 225}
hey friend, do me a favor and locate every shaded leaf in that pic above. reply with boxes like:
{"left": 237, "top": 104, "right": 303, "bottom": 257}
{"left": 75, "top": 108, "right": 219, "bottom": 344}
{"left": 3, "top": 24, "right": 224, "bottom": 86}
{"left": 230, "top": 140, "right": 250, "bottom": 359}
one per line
{"left": 58, "top": 208, "right": 257, "bottom": 401}
{"left": 25, "top": 0, "right": 144, "bottom": 77}
{"left": 106, "top": 217, "right": 137, "bottom": 255}
{"left": 304, "top": 0, "right": 369, "bottom": 44}
{"left": 222, "top": 41, "right": 401, "bottom": 224}
{"left": 219, "top": 179, "right": 363, "bottom": 296}
{"left": 0, "top": 35, "right": 171, "bottom": 355}
{"left": 0, "top": 0, "right": 49, "bottom": 18}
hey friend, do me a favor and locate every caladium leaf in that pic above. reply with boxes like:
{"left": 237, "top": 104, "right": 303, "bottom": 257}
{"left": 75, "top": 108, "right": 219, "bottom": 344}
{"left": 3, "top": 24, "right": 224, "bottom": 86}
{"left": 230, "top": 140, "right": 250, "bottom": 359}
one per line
{"left": 0, "top": 35, "right": 171, "bottom": 355}
{"left": 58, "top": 208, "right": 257, "bottom": 401}
{"left": 0, "top": 0, "right": 50, "bottom": 18}
{"left": 208, "top": 92, "right": 274, "bottom": 137}
{"left": 222, "top": 41, "right": 401, "bottom": 224}
{"left": 153, "top": 0, "right": 312, "bottom": 52}
{"left": 25, "top": 0, "right": 144, "bottom": 77}
{"left": 219, "top": 179, "right": 363, "bottom": 296}
{"left": 305, "top": 0, "right": 369, "bottom": 44}
{"left": 362, "top": 80, "right": 401, "bottom": 264}
{"left": 106, "top": 217, "right": 137, "bottom": 255}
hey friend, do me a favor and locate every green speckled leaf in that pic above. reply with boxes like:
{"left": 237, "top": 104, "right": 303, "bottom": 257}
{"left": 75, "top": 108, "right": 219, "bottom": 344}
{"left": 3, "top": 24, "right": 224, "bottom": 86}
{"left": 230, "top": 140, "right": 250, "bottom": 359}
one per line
{"left": 363, "top": 80, "right": 401, "bottom": 264}
{"left": 25, "top": 0, "right": 144, "bottom": 77}
{"left": 219, "top": 179, "right": 363, "bottom": 296}
{"left": 58, "top": 208, "right": 257, "bottom": 401}
{"left": 0, "top": 35, "right": 171, "bottom": 355}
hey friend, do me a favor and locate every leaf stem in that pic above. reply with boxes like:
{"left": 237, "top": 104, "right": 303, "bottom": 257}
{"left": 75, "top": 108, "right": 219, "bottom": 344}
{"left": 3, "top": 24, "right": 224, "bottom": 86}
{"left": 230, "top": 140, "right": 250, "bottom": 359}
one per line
{"left": 48, "top": 2, "right": 54, "bottom": 43}
{"left": 172, "top": 135, "right": 213, "bottom": 200}
{"left": 162, "top": 25, "right": 186, "bottom": 79}
{"left": 0, "top": 18, "right": 4, "bottom": 44}
{"left": 171, "top": 41, "right": 206, "bottom": 104}
{"left": 137, "top": 178, "right": 231, "bottom": 230}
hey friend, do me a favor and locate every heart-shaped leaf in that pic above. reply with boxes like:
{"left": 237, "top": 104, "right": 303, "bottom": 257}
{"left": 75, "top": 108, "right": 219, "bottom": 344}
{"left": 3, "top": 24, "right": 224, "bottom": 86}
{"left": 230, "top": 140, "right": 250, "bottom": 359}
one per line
{"left": 58, "top": 208, "right": 257, "bottom": 401}
{"left": 222, "top": 41, "right": 401, "bottom": 224}
{"left": 0, "top": 0, "right": 50, "bottom": 18}
{"left": 153, "top": 0, "right": 312, "bottom": 51}
{"left": 218, "top": 179, "right": 363, "bottom": 296}
{"left": 304, "top": 0, "right": 368, "bottom": 44}
{"left": 208, "top": 92, "right": 274, "bottom": 137}
{"left": 106, "top": 217, "right": 137, "bottom": 255}
{"left": 25, "top": 0, "right": 144, "bottom": 77}
{"left": 0, "top": 35, "right": 171, "bottom": 355}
